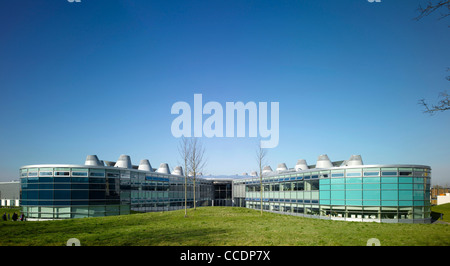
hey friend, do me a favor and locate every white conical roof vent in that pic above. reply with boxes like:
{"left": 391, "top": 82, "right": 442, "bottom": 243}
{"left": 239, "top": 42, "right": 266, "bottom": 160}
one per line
{"left": 156, "top": 163, "right": 171, "bottom": 174}
{"left": 250, "top": 171, "right": 258, "bottom": 176}
{"left": 276, "top": 163, "right": 288, "bottom": 172}
{"left": 85, "top": 155, "right": 103, "bottom": 166}
{"left": 173, "top": 166, "right": 183, "bottom": 176}
{"left": 346, "top": 155, "right": 363, "bottom": 166}
{"left": 315, "top": 154, "right": 333, "bottom": 169}
{"left": 242, "top": 172, "right": 248, "bottom": 176}
{"left": 138, "top": 159, "right": 153, "bottom": 172}
{"left": 262, "top": 165, "right": 273, "bottom": 174}
{"left": 114, "top": 155, "right": 132, "bottom": 169}
{"left": 295, "top": 159, "right": 308, "bottom": 171}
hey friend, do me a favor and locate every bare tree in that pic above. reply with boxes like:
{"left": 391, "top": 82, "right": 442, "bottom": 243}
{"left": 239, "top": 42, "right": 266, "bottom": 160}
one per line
{"left": 178, "top": 137, "right": 191, "bottom": 217}
{"left": 414, "top": 0, "right": 450, "bottom": 21}
{"left": 256, "top": 141, "right": 268, "bottom": 216}
{"left": 415, "top": 1, "right": 450, "bottom": 114}
{"left": 188, "top": 137, "right": 206, "bottom": 210}
{"left": 419, "top": 90, "right": 450, "bottom": 115}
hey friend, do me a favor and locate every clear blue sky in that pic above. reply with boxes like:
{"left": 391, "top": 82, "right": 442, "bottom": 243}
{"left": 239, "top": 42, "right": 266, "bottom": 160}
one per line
{"left": 0, "top": 0, "right": 449, "bottom": 185}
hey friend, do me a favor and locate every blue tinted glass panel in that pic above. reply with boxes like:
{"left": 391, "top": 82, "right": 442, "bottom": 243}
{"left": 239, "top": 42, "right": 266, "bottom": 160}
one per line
{"left": 90, "top": 172, "right": 105, "bottom": 177}
{"left": 54, "top": 177, "right": 71, "bottom": 182}
{"left": 54, "top": 190, "right": 71, "bottom": 200}
{"left": 39, "top": 183, "right": 53, "bottom": 189}
{"left": 71, "top": 184, "right": 89, "bottom": 189}
{"left": 54, "top": 183, "right": 71, "bottom": 189}
{"left": 346, "top": 172, "right": 361, "bottom": 177}
{"left": 382, "top": 171, "right": 397, "bottom": 176}
{"left": 364, "top": 172, "right": 379, "bottom": 177}
{"left": 71, "top": 190, "right": 89, "bottom": 199}
{"left": 72, "top": 177, "right": 88, "bottom": 183}
{"left": 72, "top": 172, "right": 88, "bottom": 177}
{"left": 39, "top": 190, "right": 53, "bottom": 200}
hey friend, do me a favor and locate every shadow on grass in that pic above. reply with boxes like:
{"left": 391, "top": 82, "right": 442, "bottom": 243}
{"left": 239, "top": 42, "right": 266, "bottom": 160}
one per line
{"left": 431, "top": 211, "right": 444, "bottom": 223}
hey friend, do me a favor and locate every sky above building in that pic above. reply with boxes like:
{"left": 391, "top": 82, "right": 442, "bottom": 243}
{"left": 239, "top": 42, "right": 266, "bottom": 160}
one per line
{"left": 0, "top": 0, "right": 449, "bottom": 185}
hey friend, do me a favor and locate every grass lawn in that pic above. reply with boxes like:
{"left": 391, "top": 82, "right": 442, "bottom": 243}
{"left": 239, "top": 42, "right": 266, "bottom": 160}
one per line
{"left": 0, "top": 205, "right": 449, "bottom": 246}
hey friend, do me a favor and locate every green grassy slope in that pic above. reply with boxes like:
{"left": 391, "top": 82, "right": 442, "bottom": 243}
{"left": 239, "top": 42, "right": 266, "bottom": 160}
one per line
{"left": 0, "top": 205, "right": 449, "bottom": 246}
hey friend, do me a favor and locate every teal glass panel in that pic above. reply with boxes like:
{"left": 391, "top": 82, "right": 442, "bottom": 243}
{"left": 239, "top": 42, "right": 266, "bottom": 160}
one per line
{"left": 319, "top": 190, "right": 330, "bottom": 199}
{"left": 399, "top": 190, "right": 413, "bottom": 200}
{"left": 399, "top": 177, "right": 413, "bottom": 183}
{"left": 330, "top": 200, "right": 345, "bottom": 205}
{"left": 363, "top": 183, "right": 380, "bottom": 190}
{"left": 399, "top": 201, "right": 413, "bottom": 206}
{"left": 413, "top": 200, "right": 425, "bottom": 206}
{"left": 413, "top": 177, "right": 425, "bottom": 183}
{"left": 363, "top": 177, "right": 380, "bottom": 183}
{"left": 413, "top": 191, "right": 424, "bottom": 200}
{"left": 320, "top": 184, "right": 330, "bottom": 190}
{"left": 399, "top": 183, "right": 413, "bottom": 190}
{"left": 413, "top": 184, "right": 424, "bottom": 190}
{"left": 331, "top": 184, "right": 345, "bottom": 190}
{"left": 346, "top": 200, "right": 362, "bottom": 206}
{"left": 330, "top": 190, "right": 345, "bottom": 199}
{"left": 320, "top": 199, "right": 330, "bottom": 205}
{"left": 319, "top": 179, "right": 330, "bottom": 185}
{"left": 382, "top": 190, "right": 398, "bottom": 200}
{"left": 346, "top": 190, "right": 362, "bottom": 200}
{"left": 345, "top": 177, "right": 362, "bottom": 183}
{"left": 330, "top": 178, "right": 345, "bottom": 184}
{"left": 346, "top": 184, "right": 362, "bottom": 190}
{"left": 363, "top": 190, "right": 380, "bottom": 200}
{"left": 381, "top": 177, "right": 398, "bottom": 183}
{"left": 381, "top": 200, "right": 398, "bottom": 206}
{"left": 381, "top": 183, "right": 398, "bottom": 190}
{"left": 363, "top": 200, "right": 380, "bottom": 206}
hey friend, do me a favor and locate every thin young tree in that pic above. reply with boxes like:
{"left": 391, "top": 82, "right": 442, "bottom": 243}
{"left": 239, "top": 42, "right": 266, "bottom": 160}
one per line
{"left": 178, "top": 137, "right": 191, "bottom": 217}
{"left": 256, "top": 141, "right": 268, "bottom": 216}
{"left": 188, "top": 137, "right": 206, "bottom": 210}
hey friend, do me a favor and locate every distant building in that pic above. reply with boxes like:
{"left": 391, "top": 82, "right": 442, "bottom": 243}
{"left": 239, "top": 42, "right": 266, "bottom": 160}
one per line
{"left": 437, "top": 193, "right": 450, "bottom": 205}
{"left": 0, "top": 181, "right": 20, "bottom": 207}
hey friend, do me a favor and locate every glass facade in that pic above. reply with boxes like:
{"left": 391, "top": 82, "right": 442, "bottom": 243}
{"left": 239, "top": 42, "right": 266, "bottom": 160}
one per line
{"left": 20, "top": 166, "right": 214, "bottom": 220}
{"left": 242, "top": 166, "right": 431, "bottom": 223}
